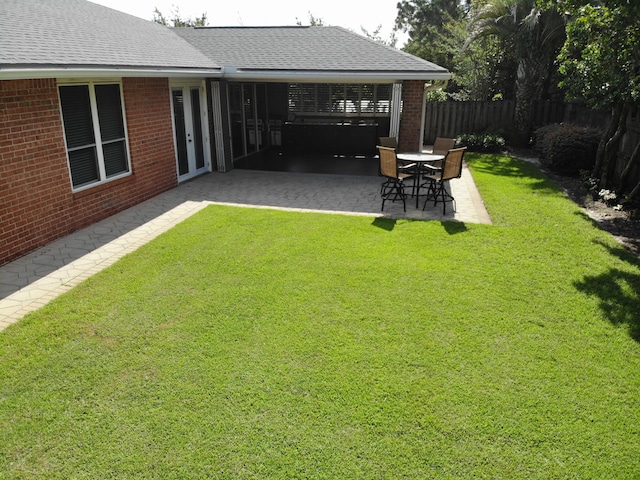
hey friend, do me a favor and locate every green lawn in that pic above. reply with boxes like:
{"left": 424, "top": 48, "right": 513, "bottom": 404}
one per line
{"left": 1, "top": 153, "right": 639, "bottom": 478}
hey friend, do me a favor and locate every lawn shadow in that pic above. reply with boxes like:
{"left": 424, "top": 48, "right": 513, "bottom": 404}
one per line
{"left": 574, "top": 239, "right": 640, "bottom": 342}
{"left": 442, "top": 221, "right": 468, "bottom": 235}
{"left": 371, "top": 217, "right": 468, "bottom": 234}
{"left": 372, "top": 217, "right": 397, "bottom": 231}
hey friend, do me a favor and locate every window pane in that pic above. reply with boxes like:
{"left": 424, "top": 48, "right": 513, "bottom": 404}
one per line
{"left": 361, "top": 84, "right": 374, "bottom": 113}
{"left": 346, "top": 86, "right": 359, "bottom": 113}
{"left": 288, "top": 84, "right": 302, "bottom": 113}
{"left": 95, "top": 84, "right": 125, "bottom": 142}
{"left": 103, "top": 141, "right": 128, "bottom": 177}
{"left": 317, "top": 84, "right": 331, "bottom": 113}
{"left": 69, "top": 147, "right": 99, "bottom": 187}
{"left": 331, "top": 85, "right": 346, "bottom": 113}
{"left": 376, "top": 84, "right": 392, "bottom": 113}
{"left": 302, "top": 85, "right": 316, "bottom": 113}
{"left": 59, "top": 85, "right": 95, "bottom": 149}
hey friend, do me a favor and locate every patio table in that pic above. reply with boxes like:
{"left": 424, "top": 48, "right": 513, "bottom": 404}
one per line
{"left": 396, "top": 152, "right": 445, "bottom": 208}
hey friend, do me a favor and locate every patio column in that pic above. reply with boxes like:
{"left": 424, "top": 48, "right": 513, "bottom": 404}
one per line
{"left": 398, "top": 80, "right": 425, "bottom": 153}
{"left": 208, "top": 81, "right": 230, "bottom": 172}
{"left": 389, "top": 83, "right": 402, "bottom": 139}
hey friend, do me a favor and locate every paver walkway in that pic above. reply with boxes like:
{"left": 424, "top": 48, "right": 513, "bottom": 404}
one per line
{"left": 0, "top": 166, "right": 490, "bottom": 330}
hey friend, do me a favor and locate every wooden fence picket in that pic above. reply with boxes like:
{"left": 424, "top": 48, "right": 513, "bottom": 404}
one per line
{"left": 423, "top": 100, "right": 608, "bottom": 143}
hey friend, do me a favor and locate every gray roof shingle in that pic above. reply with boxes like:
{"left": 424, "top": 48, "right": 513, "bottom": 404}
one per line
{"left": 0, "top": 0, "right": 219, "bottom": 72}
{"left": 0, "top": 1, "right": 449, "bottom": 81}
{"left": 174, "top": 26, "right": 448, "bottom": 76}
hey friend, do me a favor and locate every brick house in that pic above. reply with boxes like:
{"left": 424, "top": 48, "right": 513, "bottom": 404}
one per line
{"left": 0, "top": 0, "right": 450, "bottom": 265}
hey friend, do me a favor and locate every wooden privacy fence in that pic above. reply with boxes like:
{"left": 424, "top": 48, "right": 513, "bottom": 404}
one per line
{"left": 424, "top": 101, "right": 514, "bottom": 143}
{"left": 423, "top": 100, "right": 610, "bottom": 143}
{"left": 422, "top": 100, "right": 640, "bottom": 192}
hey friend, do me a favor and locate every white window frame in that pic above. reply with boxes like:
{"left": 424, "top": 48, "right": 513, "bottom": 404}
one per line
{"left": 58, "top": 79, "right": 132, "bottom": 192}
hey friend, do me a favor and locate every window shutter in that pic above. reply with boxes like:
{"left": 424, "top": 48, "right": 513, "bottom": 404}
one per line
{"left": 68, "top": 147, "right": 99, "bottom": 187}
{"left": 95, "top": 84, "right": 129, "bottom": 178}
{"left": 59, "top": 85, "right": 95, "bottom": 149}
{"left": 102, "top": 142, "right": 128, "bottom": 177}
{"left": 95, "top": 84, "right": 125, "bottom": 142}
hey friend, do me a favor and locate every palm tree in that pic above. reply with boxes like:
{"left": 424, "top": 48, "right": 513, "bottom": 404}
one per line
{"left": 466, "top": 0, "right": 566, "bottom": 145}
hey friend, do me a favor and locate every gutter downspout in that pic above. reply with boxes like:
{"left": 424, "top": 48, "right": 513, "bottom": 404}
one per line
{"left": 419, "top": 80, "right": 448, "bottom": 150}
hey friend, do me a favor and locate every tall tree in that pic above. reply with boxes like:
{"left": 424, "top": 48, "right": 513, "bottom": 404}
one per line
{"left": 555, "top": 1, "right": 640, "bottom": 196}
{"left": 395, "top": 0, "right": 472, "bottom": 72}
{"left": 361, "top": 25, "right": 398, "bottom": 48}
{"left": 447, "top": 11, "right": 518, "bottom": 101}
{"left": 153, "top": 7, "right": 208, "bottom": 27}
{"left": 296, "top": 13, "right": 325, "bottom": 26}
{"left": 466, "top": 0, "right": 566, "bottom": 144}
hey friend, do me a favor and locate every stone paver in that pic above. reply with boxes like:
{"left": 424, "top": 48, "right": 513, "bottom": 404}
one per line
{"left": 0, "top": 167, "right": 490, "bottom": 330}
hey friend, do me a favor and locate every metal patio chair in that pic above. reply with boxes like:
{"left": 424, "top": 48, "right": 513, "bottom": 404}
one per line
{"left": 378, "top": 145, "right": 415, "bottom": 212}
{"left": 421, "top": 147, "right": 467, "bottom": 214}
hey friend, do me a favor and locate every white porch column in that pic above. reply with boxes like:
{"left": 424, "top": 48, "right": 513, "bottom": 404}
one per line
{"left": 209, "top": 81, "right": 228, "bottom": 172}
{"left": 389, "top": 82, "right": 402, "bottom": 138}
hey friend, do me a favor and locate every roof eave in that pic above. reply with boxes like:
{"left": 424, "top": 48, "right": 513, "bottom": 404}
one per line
{"left": 0, "top": 66, "right": 452, "bottom": 83}
{"left": 0, "top": 66, "right": 222, "bottom": 81}
{"left": 219, "top": 69, "right": 452, "bottom": 83}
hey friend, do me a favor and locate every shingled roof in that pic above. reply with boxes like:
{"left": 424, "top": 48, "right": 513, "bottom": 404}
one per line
{"left": 0, "top": 0, "right": 450, "bottom": 82}
{"left": 0, "top": 0, "right": 220, "bottom": 79}
{"left": 174, "top": 26, "right": 450, "bottom": 82}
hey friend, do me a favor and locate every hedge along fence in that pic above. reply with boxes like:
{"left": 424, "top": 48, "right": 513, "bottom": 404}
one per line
{"left": 423, "top": 100, "right": 610, "bottom": 144}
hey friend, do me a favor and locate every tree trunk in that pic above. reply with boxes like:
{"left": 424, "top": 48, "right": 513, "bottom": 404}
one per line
{"left": 619, "top": 137, "right": 640, "bottom": 194}
{"left": 593, "top": 104, "right": 622, "bottom": 179}
{"left": 600, "top": 103, "right": 628, "bottom": 188}
{"left": 628, "top": 177, "right": 640, "bottom": 202}
{"left": 513, "top": 72, "right": 537, "bottom": 147}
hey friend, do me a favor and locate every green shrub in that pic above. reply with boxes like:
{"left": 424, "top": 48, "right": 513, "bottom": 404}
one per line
{"left": 424, "top": 89, "right": 448, "bottom": 102}
{"left": 456, "top": 132, "right": 506, "bottom": 152}
{"left": 533, "top": 123, "right": 602, "bottom": 175}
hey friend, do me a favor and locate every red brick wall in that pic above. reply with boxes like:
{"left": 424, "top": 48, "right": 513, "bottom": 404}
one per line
{"left": 0, "top": 77, "right": 178, "bottom": 266}
{"left": 398, "top": 80, "right": 425, "bottom": 153}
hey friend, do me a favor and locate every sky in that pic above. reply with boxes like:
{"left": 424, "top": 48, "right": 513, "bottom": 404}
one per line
{"left": 90, "top": 0, "right": 407, "bottom": 46}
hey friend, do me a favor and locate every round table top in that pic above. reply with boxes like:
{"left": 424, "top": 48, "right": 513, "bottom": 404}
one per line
{"left": 396, "top": 152, "right": 444, "bottom": 162}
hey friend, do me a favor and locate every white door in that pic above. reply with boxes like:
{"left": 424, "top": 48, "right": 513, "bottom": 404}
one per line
{"left": 171, "top": 83, "right": 210, "bottom": 181}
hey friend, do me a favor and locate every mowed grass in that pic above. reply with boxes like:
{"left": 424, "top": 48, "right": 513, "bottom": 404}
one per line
{"left": 1, "top": 154, "right": 639, "bottom": 478}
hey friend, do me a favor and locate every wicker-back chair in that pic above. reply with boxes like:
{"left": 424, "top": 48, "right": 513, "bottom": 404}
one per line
{"left": 378, "top": 136, "right": 398, "bottom": 148}
{"left": 377, "top": 145, "right": 415, "bottom": 212}
{"left": 432, "top": 137, "right": 456, "bottom": 155}
{"left": 377, "top": 136, "right": 415, "bottom": 192}
{"left": 422, "top": 147, "right": 467, "bottom": 214}
{"left": 429, "top": 137, "right": 456, "bottom": 169}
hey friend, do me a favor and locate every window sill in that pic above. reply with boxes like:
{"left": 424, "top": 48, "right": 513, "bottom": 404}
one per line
{"left": 72, "top": 174, "right": 135, "bottom": 200}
